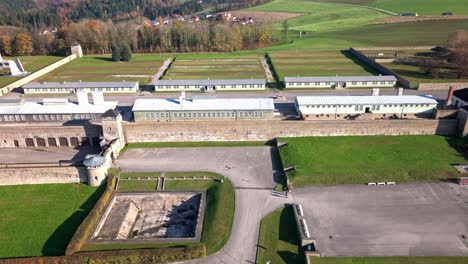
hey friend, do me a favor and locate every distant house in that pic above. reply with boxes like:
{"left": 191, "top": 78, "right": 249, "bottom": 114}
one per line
{"left": 400, "top": 12, "right": 419, "bottom": 17}
{"left": 442, "top": 12, "right": 453, "bottom": 16}
{"left": 154, "top": 79, "right": 266, "bottom": 92}
{"left": 284, "top": 76, "right": 397, "bottom": 89}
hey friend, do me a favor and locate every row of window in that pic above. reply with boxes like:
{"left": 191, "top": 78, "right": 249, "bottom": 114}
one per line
{"left": 143, "top": 111, "right": 265, "bottom": 120}
{"left": 31, "top": 87, "right": 135, "bottom": 92}
{"left": 305, "top": 104, "right": 432, "bottom": 109}
{"left": 289, "top": 81, "right": 394, "bottom": 86}
{"left": 0, "top": 113, "right": 100, "bottom": 122}
{"left": 156, "top": 84, "right": 264, "bottom": 89}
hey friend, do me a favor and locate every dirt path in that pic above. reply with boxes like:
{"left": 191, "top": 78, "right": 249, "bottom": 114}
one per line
{"left": 150, "top": 58, "right": 174, "bottom": 84}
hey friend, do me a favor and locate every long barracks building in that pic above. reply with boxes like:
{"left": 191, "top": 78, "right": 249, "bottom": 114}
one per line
{"left": 285, "top": 75, "right": 397, "bottom": 89}
{"left": 22, "top": 81, "right": 139, "bottom": 94}
{"left": 132, "top": 92, "right": 275, "bottom": 122}
{"left": 154, "top": 79, "right": 266, "bottom": 92}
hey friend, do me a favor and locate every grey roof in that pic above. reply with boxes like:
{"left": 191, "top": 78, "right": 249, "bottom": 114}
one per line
{"left": 154, "top": 79, "right": 266, "bottom": 86}
{"left": 284, "top": 75, "right": 397, "bottom": 83}
{"left": 0, "top": 101, "right": 117, "bottom": 115}
{"left": 23, "top": 81, "right": 139, "bottom": 89}
{"left": 296, "top": 95, "right": 438, "bottom": 106}
{"left": 83, "top": 156, "right": 106, "bottom": 167}
{"left": 133, "top": 97, "right": 274, "bottom": 111}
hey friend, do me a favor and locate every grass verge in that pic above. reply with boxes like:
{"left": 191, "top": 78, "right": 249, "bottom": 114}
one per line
{"left": 121, "top": 141, "right": 270, "bottom": 153}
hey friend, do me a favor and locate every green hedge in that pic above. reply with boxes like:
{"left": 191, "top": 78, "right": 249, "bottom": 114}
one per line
{"left": 65, "top": 174, "right": 117, "bottom": 256}
{"left": 1, "top": 246, "right": 206, "bottom": 264}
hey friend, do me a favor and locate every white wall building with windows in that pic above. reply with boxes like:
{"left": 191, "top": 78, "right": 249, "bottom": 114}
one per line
{"left": 154, "top": 79, "right": 266, "bottom": 92}
{"left": 22, "top": 81, "right": 139, "bottom": 94}
{"left": 285, "top": 76, "right": 397, "bottom": 89}
{"left": 295, "top": 94, "right": 437, "bottom": 120}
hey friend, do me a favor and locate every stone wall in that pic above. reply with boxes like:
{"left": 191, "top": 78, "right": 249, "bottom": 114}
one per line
{"left": 418, "top": 83, "right": 468, "bottom": 91}
{"left": 0, "top": 123, "right": 102, "bottom": 148}
{"left": 0, "top": 54, "right": 77, "bottom": 96}
{"left": 0, "top": 165, "right": 86, "bottom": 186}
{"left": 123, "top": 119, "right": 457, "bottom": 142}
{"left": 355, "top": 46, "right": 436, "bottom": 51}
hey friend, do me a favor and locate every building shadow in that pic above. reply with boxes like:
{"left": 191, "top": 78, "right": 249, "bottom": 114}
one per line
{"left": 41, "top": 184, "right": 105, "bottom": 256}
{"left": 445, "top": 136, "right": 468, "bottom": 160}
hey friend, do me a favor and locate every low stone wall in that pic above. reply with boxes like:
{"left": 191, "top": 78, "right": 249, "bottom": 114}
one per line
{"left": 0, "top": 165, "right": 86, "bottom": 186}
{"left": 123, "top": 119, "right": 458, "bottom": 142}
{"left": 0, "top": 54, "right": 77, "bottom": 96}
{"left": 418, "top": 82, "right": 468, "bottom": 91}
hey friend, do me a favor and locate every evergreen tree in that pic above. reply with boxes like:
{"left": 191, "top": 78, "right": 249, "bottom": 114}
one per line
{"left": 120, "top": 43, "right": 132, "bottom": 62}
{"left": 111, "top": 44, "right": 121, "bottom": 62}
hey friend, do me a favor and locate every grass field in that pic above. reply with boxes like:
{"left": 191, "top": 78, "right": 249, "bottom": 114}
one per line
{"left": 269, "top": 50, "right": 377, "bottom": 80}
{"left": 0, "top": 56, "right": 63, "bottom": 87}
{"left": 310, "top": 257, "right": 468, "bottom": 264}
{"left": 163, "top": 53, "right": 265, "bottom": 80}
{"left": 0, "top": 183, "right": 102, "bottom": 258}
{"left": 279, "top": 135, "right": 467, "bottom": 186}
{"left": 40, "top": 54, "right": 169, "bottom": 84}
{"left": 257, "top": 206, "right": 304, "bottom": 264}
{"left": 117, "top": 179, "right": 158, "bottom": 192}
{"left": 84, "top": 172, "right": 234, "bottom": 256}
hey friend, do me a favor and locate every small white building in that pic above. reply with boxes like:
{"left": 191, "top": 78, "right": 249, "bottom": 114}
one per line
{"left": 295, "top": 94, "right": 437, "bottom": 120}
{"left": 154, "top": 79, "right": 266, "bottom": 92}
{"left": 284, "top": 76, "right": 397, "bottom": 89}
{"left": 22, "top": 81, "right": 139, "bottom": 94}
{"left": 132, "top": 92, "right": 274, "bottom": 122}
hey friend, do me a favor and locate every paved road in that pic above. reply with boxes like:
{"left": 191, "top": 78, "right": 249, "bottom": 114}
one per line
{"left": 0, "top": 146, "right": 99, "bottom": 163}
{"left": 116, "top": 147, "right": 292, "bottom": 264}
{"left": 293, "top": 183, "right": 468, "bottom": 257}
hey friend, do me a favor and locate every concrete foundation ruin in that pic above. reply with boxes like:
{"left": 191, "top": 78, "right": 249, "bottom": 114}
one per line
{"left": 90, "top": 191, "right": 206, "bottom": 243}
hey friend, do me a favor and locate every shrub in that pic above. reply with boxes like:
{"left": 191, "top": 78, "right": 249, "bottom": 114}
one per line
{"left": 111, "top": 44, "right": 121, "bottom": 62}
{"left": 120, "top": 43, "right": 132, "bottom": 62}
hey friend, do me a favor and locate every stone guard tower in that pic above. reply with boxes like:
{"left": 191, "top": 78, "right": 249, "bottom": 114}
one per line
{"left": 70, "top": 43, "right": 83, "bottom": 58}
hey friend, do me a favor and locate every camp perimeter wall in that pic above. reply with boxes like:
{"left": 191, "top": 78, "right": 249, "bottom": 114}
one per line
{"left": 123, "top": 119, "right": 458, "bottom": 142}
{"left": 418, "top": 82, "right": 468, "bottom": 91}
{"left": 349, "top": 48, "right": 411, "bottom": 89}
{"left": 0, "top": 54, "right": 77, "bottom": 96}
{"left": 0, "top": 164, "right": 86, "bottom": 186}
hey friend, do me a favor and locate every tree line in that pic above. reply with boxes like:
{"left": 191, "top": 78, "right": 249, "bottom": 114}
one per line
{"left": 0, "top": 18, "right": 275, "bottom": 56}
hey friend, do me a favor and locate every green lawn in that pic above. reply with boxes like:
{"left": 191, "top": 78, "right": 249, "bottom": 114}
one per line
{"left": 117, "top": 180, "right": 158, "bottom": 192}
{"left": 279, "top": 135, "right": 467, "bottom": 186}
{"left": 371, "top": 0, "right": 468, "bottom": 15}
{"left": 84, "top": 172, "right": 234, "bottom": 256}
{"left": 163, "top": 53, "right": 265, "bottom": 80}
{"left": 269, "top": 50, "right": 377, "bottom": 80}
{"left": 249, "top": 0, "right": 388, "bottom": 33}
{"left": 257, "top": 206, "right": 305, "bottom": 264}
{"left": 121, "top": 141, "right": 269, "bottom": 153}
{"left": 310, "top": 257, "right": 468, "bottom": 264}
{"left": 39, "top": 54, "right": 169, "bottom": 84}
{"left": 0, "top": 183, "right": 102, "bottom": 258}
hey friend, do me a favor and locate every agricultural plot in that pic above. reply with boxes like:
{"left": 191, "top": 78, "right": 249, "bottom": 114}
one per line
{"left": 0, "top": 56, "right": 63, "bottom": 87}
{"left": 162, "top": 53, "right": 265, "bottom": 80}
{"left": 269, "top": 50, "right": 378, "bottom": 81}
{"left": 0, "top": 183, "right": 102, "bottom": 258}
{"left": 40, "top": 54, "right": 169, "bottom": 84}
{"left": 279, "top": 135, "right": 467, "bottom": 186}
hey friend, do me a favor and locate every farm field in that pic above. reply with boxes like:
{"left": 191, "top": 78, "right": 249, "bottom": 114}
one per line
{"left": 279, "top": 135, "right": 467, "bottom": 186}
{"left": 40, "top": 54, "right": 169, "bottom": 84}
{"left": 84, "top": 172, "right": 234, "bottom": 256}
{"left": 163, "top": 53, "right": 265, "bottom": 80}
{"left": 269, "top": 50, "right": 378, "bottom": 81}
{"left": 0, "top": 183, "right": 102, "bottom": 258}
{"left": 0, "top": 56, "right": 63, "bottom": 87}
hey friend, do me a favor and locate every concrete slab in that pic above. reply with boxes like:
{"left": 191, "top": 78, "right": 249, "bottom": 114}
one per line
{"left": 293, "top": 183, "right": 468, "bottom": 257}
{"left": 0, "top": 147, "right": 100, "bottom": 164}
{"left": 116, "top": 147, "right": 277, "bottom": 188}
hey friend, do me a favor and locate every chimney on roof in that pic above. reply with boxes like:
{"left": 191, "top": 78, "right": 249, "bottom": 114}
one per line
{"left": 397, "top": 88, "right": 404, "bottom": 96}
{"left": 77, "top": 90, "right": 89, "bottom": 105}
{"left": 372, "top": 88, "right": 380, "bottom": 96}
{"left": 446, "top": 86, "right": 455, "bottom": 107}
{"left": 92, "top": 91, "right": 104, "bottom": 105}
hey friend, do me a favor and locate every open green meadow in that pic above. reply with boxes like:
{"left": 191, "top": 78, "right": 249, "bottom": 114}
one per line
{"left": 310, "top": 257, "right": 468, "bottom": 264}
{"left": 269, "top": 50, "right": 377, "bottom": 80}
{"left": 0, "top": 183, "right": 102, "bottom": 258}
{"left": 40, "top": 54, "right": 168, "bottom": 84}
{"left": 84, "top": 172, "right": 234, "bottom": 256}
{"left": 163, "top": 53, "right": 265, "bottom": 80}
{"left": 0, "top": 56, "right": 63, "bottom": 87}
{"left": 279, "top": 135, "right": 467, "bottom": 186}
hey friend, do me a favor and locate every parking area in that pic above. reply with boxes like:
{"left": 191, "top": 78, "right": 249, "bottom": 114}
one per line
{"left": 0, "top": 146, "right": 100, "bottom": 164}
{"left": 293, "top": 183, "right": 468, "bottom": 257}
{"left": 116, "top": 147, "right": 278, "bottom": 188}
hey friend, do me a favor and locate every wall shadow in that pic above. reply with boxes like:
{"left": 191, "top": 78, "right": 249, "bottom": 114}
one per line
{"left": 41, "top": 184, "right": 106, "bottom": 256}
{"left": 277, "top": 205, "right": 305, "bottom": 264}
{"left": 341, "top": 50, "right": 381, "bottom": 76}
{"left": 270, "top": 146, "right": 286, "bottom": 187}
